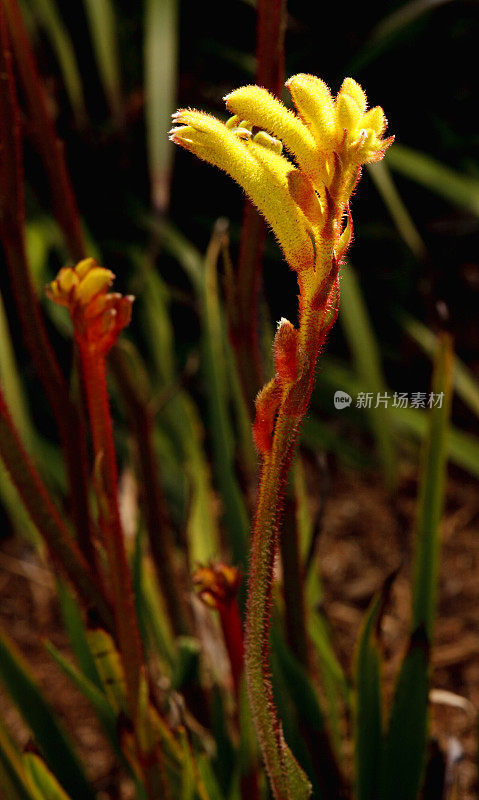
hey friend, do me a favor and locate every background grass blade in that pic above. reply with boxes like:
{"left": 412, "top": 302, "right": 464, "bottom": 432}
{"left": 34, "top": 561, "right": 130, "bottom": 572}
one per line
{"left": 379, "top": 626, "right": 430, "bottom": 800}
{"left": 202, "top": 220, "right": 249, "bottom": 571}
{"left": 0, "top": 720, "right": 42, "bottom": 800}
{"left": 386, "top": 145, "right": 479, "bottom": 217}
{"left": 367, "top": 161, "right": 426, "bottom": 260}
{"left": 411, "top": 332, "right": 453, "bottom": 636}
{"left": 340, "top": 264, "right": 397, "bottom": 489}
{"left": 380, "top": 332, "right": 453, "bottom": 800}
{"left": 144, "top": 0, "right": 179, "bottom": 212}
{"left": 28, "top": 0, "right": 86, "bottom": 124}
{"left": 400, "top": 314, "right": 479, "bottom": 419}
{"left": 0, "top": 629, "right": 95, "bottom": 800}
{"left": 82, "top": 0, "right": 121, "bottom": 120}
{"left": 354, "top": 591, "right": 383, "bottom": 800}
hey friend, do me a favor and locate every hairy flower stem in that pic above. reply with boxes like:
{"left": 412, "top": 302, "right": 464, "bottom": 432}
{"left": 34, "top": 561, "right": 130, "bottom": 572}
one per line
{"left": 79, "top": 346, "right": 143, "bottom": 714}
{"left": 246, "top": 273, "right": 339, "bottom": 800}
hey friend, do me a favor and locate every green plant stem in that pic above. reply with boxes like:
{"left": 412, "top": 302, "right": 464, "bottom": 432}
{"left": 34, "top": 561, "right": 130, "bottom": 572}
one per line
{"left": 79, "top": 345, "right": 143, "bottom": 714}
{"left": 0, "top": 384, "right": 112, "bottom": 629}
{"left": 110, "top": 347, "right": 193, "bottom": 638}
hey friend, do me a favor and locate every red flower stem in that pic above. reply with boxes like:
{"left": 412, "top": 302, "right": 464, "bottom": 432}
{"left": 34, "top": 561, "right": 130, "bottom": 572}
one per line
{"left": 279, "top": 488, "right": 309, "bottom": 669}
{"left": 2, "top": 0, "right": 85, "bottom": 260}
{"left": 218, "top": 599, "right": 244, "bottom": 699}
{"left": 0, "top": 7, "right": 96, "bottom": 571}
{"left": 232, "top": 0, "right": 287, "bottom": 406}
{"left": 246, "top": 275, "right": 340, "bottom": 799}
{"left": 79, "top": 345, "right": 143, "bottom": 714}
{"left": 0, "top": 384, "right": 112, "bottom": 629}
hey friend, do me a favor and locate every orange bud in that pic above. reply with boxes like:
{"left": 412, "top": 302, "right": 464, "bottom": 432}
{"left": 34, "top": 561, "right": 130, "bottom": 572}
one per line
{"left": 253, "top": 378, "right": 282, "bottom": 454}
{"left": 274, "top": 318, "right": 301, "bottom": 384}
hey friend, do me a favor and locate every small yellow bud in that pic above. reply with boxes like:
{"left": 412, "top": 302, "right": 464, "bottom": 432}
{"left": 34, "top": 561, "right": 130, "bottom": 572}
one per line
{"left": 57, "top": 267, "right": 79, "bottom": 294}
{"left": 75, "top": 267, "right": 114, "bottom": 305}
{"left": 253, "top": 130, "right": 283, "bottom": 154}
{"left": 337, "top": 78, "right": 367, "bottom": 113}
{"left": 75, "top": 257, "right": 97, "bottom": 279}
{"left": 362, "top": 106, "right": 387, "bottom": 136}
{"left": 286, "top": 74, "right": 337, "bottom": 153}
{"left": 335, "top": 94, "right": 362, "bottom": 136}
{"left": 225, "top": 114, "right": 240, "bottom": 129}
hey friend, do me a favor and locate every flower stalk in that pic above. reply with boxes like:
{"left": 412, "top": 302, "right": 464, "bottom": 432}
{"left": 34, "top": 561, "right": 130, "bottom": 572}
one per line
{"left": 172, "top": 73, "right": 392, "bottom": 798}
{"left": 47, "top": 258, "right": 143, "bottom": 715}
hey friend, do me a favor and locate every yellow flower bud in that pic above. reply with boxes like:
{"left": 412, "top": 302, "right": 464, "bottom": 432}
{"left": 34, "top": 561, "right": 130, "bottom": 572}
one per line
{"left": 335, "top": 93, "right": 362, "bottom": 137}
{"left": 337, "top": 77, "right": 367, "bottom": 113}
{"left": 286, "top": 74, "right": 337, "bottom": 153}
{"left": 75, "top": 267, "right": 114, "bottom": 305}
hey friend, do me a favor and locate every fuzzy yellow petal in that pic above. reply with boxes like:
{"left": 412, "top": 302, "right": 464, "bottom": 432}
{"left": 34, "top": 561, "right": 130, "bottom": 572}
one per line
{"left": 286, "top": 74, "right": 337, "bottom": 153}
{"left": 57, "top": 267, "right": 79, "bottom": 294}
{"left": 335, "top": 94, "right": 362, "bottom": 138}
{"left": 171, "top": 110, "right": 315, "bottom": 272}
{"left": 362, "top": 106, "right": 387, "bottom": 136}
{"left": 75, "top": 257, "right": 97, "bottom": 279}
{"left": 76, "top": 267, "right": 114, "bottom": 305}
{"left": 224, "top": 85, "right": 323, "bottom": 186}
{"left": 337, "top": 78, "right": 367, "bottom": 113}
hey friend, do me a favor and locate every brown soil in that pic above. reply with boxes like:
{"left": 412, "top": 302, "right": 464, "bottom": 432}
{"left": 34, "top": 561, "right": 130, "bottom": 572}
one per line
{"left": 0, "top": 467, "right": 478, "bottom": 799}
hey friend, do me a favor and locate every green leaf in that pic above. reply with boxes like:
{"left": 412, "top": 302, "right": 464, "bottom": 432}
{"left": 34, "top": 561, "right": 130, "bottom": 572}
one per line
{"left": 82, "top": 0, "right": 121, "bottom": 120}
{"left": 56, "top": 579, "right": 102, "bottom": 690}
{"left": 43, "top": 641, "right": 118, "bottom": 748}
{"left": 378, "top": 627, "right": 430, "bottom": 800}
{"left": 367, "top": 162, "right": 426, "bottom": 260}
{"left": 144, "top": 0, "right": 179, "bottom": 211}
{"left": 28, "top": 0, "right": 86, "bottom": 123}
{"left": 386, "top": 145, "right": 479, "bottom": 217}
{"left": 411, "top": 332, "right": 453, "bottom": 638}
{"left": 353, "top": 592, "right": 383, "bottom": 800}
{"left": 202, "top": 221, "right": 249, "bottom": 571}
{"left": 400, "top": 314, "right": 479, "bottom": 420}
{"left": 23, "top": 750, "right": 73, "bottom": 800}
{"left": 0, "top": 629, "right": 95, "bottom": 800}
{"left": 0, "top": 720, "right": 42, "bottom": 800}
{"left": 340, "top": 264, "right": 397, "bottom": 489}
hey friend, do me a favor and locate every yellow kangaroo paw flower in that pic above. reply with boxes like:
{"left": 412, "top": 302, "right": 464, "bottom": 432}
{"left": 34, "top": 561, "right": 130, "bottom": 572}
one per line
{"left": 171, "top": 110, "right": 315, "bottom": 272}
{"left": 286, "top": 74, "right": 337, "bottom": 154}
{"left": 337, "top": 77, "right": 368, "bottom": 113}
{"left": 224, "top": 85, "right": 324, "bottom": 186}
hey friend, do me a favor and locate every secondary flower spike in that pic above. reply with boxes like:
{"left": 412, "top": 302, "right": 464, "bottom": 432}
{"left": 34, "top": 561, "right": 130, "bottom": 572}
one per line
{"left": 47, "top": 258, "right": 134, "bottom": 355}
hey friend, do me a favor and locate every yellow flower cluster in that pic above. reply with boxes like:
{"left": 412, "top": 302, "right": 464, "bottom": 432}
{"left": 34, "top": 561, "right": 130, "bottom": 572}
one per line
{"left": 170, "top": 74, "right": 392, "bottom": 282}
{"left": 47, "top": 258, "right": 114, "bottom": 308}
{"left": 47, "top": 258, "right": 133, "bottom": 353}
